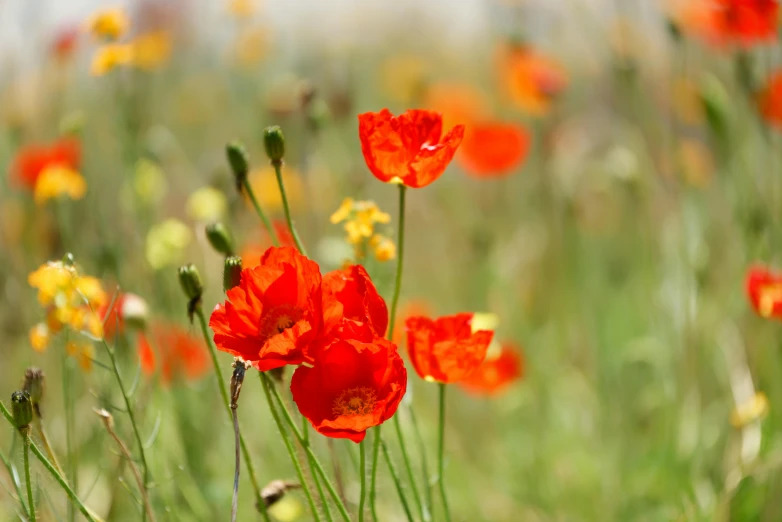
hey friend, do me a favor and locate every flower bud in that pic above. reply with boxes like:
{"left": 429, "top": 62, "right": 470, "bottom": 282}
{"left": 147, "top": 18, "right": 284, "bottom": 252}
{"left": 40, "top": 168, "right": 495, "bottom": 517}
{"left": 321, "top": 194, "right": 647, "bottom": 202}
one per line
{"left": 11, "top": 391, "right": 33, "bottom": 431}
{"left": 206, "top": 222, "right": 234, "bottom": 257}
{"left": 226, "top": 141, "right": 250, "bottom": 191}
{"left": 62, "top": 252, "right": 76, "bottom": 266}
{"left": 263, "top": 126, "right": 285, "bottom": 164}
{"left": 22, "top": 368, "right": 45, "bottom": 406}
{"left": 178, "top": 264, "right": 203, "bottom": 302}
{"left": 223, "top": 256, "right": 243, "bottom": 292}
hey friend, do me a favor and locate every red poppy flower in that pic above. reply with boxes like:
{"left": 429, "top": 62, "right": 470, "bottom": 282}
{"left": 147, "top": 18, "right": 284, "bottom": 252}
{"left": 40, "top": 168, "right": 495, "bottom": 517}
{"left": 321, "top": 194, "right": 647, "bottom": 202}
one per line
{"left": 405, "top": 313, "right": 494, "bottom": 384}
{"left": 759, "top": 71, "right": 782, "bottom": 127}
{"left": 322, "top": 264, "right": 388, "bottom": 337}
{"left": 460, "top": 342, "right": 524, "bottom": 395}
{"left": 137, "top": 322, "right": 209, "bottom": 384}
{"left": 358, "top": 109, "right": 465, "bottom": 188}
{"left": 678, "top": 0, "right": 778, "bottom": 46}
{"left": 11, "top": 139, "right": 81, "bottom": 189}
{"left": 746, "top": 265, "right": 782, "bottom": 319}
{"left": 210, "top": 246, "right": 323, "bottom": 371}
{"left": 291, "top": 323, "right": 406, "bottom": 443}
{"left": 458, "top": 122, "right": 531, "bottom": 178}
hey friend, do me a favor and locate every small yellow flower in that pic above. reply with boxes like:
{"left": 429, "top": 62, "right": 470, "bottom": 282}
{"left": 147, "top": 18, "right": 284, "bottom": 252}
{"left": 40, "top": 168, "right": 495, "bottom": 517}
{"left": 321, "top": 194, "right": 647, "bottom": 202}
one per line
{"left": 330, "top": 198, "right": 354, "bottom": 224}
{"left": 29, "top": 323, "right": 50, "bottom": 352}
{"left": 131, "top": 32, "right": 172, "bottom": 70}
{"left": 90, "top": 44, "right": 133, "bottom": 76}
{"left": 145, "top": 219, "right": 193, "bottom": 270}
{"left": 187, "top": 187, "right": 228, "bottom": 222}
{"left": 87, "top": 7, "right": 129, "bottom": 40}
{"left": 731, "top": 392, "right": 769, "bottom": 428}
{"left": 247, "top": 166, "right": 303, "bottom": 214}
{"left": 66, "top": 341, "right": 95, "bottom": 373}
{"left": 370, "top": 234, "right": 396, "bottom": 262}
{"left": 33, "top": 166, "right": 87, "bottom": 205}
{"left": 29, "top": 261, "right": 78, "bottom": 306}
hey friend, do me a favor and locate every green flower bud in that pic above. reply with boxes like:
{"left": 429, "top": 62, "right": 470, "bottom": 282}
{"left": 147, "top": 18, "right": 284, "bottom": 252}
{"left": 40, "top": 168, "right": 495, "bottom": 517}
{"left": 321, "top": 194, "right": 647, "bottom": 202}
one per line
{"left": 206, "top": 222, "right": 234, "bottom": 257}
{"left": 226, "top": 141, "right": 250, "bottom": 191}
{"left": 263, "top": 126, "right": 285, "bottom": 164}
{"left": 178, "top": 264, "right": 203, "bottom": 302}
{"left": 11, "top": 391, "right": 33, "bottom": 431}
{"left": 223, "top": 256, "right": 243, "bottom": 292}
{"left": 62, "top": 252, "right": 76, "bottom": 266}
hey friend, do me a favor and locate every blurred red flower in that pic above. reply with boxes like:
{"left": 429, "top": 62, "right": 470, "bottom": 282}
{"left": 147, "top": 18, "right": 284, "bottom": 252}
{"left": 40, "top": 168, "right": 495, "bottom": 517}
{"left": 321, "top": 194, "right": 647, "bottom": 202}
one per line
{"left": 100, "top": 292, "right": 148, "bottom": 340}
{"left": 405, "top": 313, "right": 494, "bottom": 383}
{"left": 52, "top": 25, "right": 80, "bottom": 61}
{"left": 746, "top": 265, "right": 782, "bottom": 319}
{"left": 758, "top": 71, "right": 782, "bottom": 127}
{"left": 498, "top": 44, "right": 567, "bottom": 116}
{"left": 458, "top": 122, "right": 531, "bottom": 178}
{"left": 322, "top": 264, "right": 388, "bottom": 338}
{"left": 137, "top": 322, "right": 209, "bottom": 384}
{"left": 291, "top": 323, "right": 406, "bottom": 443}
{"left": 678, "top": 0, "right": 778, "bottom": 46}
{"left": 210, "top": 246, "right": 323, "bottom": 370}
{"left": 358, "top": 109, "right": 465, "bottom": 188}
{"left": 11, "top": 139, "right": 81, "bottom": 189}
{"left": 240, "top": 221, "right": 296, "bottom": 269}
{"left": 460, "top": 342, "right": 524, "bottom": 395}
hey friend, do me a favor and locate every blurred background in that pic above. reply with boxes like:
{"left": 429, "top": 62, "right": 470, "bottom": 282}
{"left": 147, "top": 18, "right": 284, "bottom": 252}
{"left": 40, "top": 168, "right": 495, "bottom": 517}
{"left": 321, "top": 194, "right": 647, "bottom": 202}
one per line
{"left": 2, "top": 0, "right": 782, "bottom": 520}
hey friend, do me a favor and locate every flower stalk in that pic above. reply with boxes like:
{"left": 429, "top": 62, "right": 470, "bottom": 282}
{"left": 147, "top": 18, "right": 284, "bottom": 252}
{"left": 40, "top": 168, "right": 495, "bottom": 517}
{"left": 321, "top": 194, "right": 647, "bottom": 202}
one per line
{"left": 437, "top": 383, "right": 452, "bottom": 522}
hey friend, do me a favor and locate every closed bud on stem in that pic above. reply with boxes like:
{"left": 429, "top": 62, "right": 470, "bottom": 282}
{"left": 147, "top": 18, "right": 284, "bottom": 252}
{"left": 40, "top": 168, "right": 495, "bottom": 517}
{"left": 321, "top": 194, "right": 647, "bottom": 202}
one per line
{"left": 11, "top": 391, "right": 33, "bottom": 432}
{"left": 206, "top": 222, "right": 234, "bottom": 257}
{"left": 223, "top": 256, "right": 243, "bottom": 292}
{"left": 62, "top": 252, "right": 76, "bottom": 266}
{"left": 178, "top": 264, "right": 204, "bottom": 322}
{"left": 22, "top": 368, "right": 45, "bottom": 409}
{"left": 263, "top": 125, "right": 285, "bottom": 165}
{"left": 226, "top": 141, "right": 250, "bottom": 192}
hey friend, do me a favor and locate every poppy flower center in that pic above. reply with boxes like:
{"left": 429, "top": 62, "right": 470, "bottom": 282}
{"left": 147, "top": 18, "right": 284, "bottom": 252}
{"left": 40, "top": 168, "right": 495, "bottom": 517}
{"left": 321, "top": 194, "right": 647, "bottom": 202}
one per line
{"left": 261, "top": 305, "right": 302, "bottom": 339}
{"left": 759, "top": 284, "right": 782, "bottom": 317}
{"left": 332, "top": 386, "right": 377, "bottom": 417}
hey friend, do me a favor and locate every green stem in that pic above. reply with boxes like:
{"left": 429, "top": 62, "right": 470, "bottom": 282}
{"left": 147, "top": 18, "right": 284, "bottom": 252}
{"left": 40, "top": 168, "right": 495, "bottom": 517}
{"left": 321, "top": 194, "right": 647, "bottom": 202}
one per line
{"left": 262, "top": 373, "right": 351, "bottom": 522}
{"left": 62, "top": 341, "right": 76, "bottom": 522}
{"left": 23, "top": 432, "right": 35, "bottom": 522}
{"left": 386, "top": 185, "right": 406, "bottom": 342}
{"left": 98, "top": 336, "right": 150, "bottom": 520}
{"left": 243, "top": 178, "right": 279, "bottom": 247}
{"left": 0, "top": 448, "right": 29, "bottom": 519}
{"left": 369, "top": 428, "right": 381, "bottom": 522}
{"left": 272, "top": 161, "right": 307, "bottom": 255}
{"left": 0, "top": 402, "right": 103, "bottom": 522}
{"left": 359, "top": 440, "right": 366, "bottom": 522}
{"left": 259, "top": 373, "right": 322, "bottom": 522}
{"left": 393, "top": 416, "right": 424, "bottom": 520}
{"left": 381, "top": 439, "right": 415, "bottom": 522}
{"left": 409, "top": 407, "right": 433, "bottom": 521}
{"left": 437, "top": 384, "right": 452, "bottom": 522}
{"left": 194, "top": 308, "right": 270, "bottom": 522}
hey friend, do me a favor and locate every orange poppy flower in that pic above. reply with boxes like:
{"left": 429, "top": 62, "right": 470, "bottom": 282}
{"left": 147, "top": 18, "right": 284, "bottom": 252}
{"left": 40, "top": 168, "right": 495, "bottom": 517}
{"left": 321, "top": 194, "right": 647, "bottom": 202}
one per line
{"left": 460, "top": 342, "right": 524, "bottom": 395}
{"left": 759, "top": 71, "right": 782, "bottom": 127}
{"left": 210, "top": 246, "right": 323, "bottom": 371}
{"left": 358, "top": 109, "right": 465, "bottom": 188}
{"left": 240, "top": 221, "right": 296, "bottom": 269}
{"left": 746, "top": 265, "right": 782, "bottom": 319}
{"left": 291, "top": 323, "right": 406, "bottom": 443}
{"left": 137, "top": 322, "right": 209, "bottom": 384}
{"left": 11, "top": 139, "right": 81, "bottom": 189}
{"left": 458, "top": 122, "right": 531, "bottom": 178}
{"left": 405, "top": 313, "right": 494, "bottom": 384}
{"left": 677, "top": 0, "right": 778, "bottom": 46}
{"left": 322, "top": 264, "right": 388, "bottom": 338}
{"left": 498, "top": 44, "right": 567, "bottom": 116}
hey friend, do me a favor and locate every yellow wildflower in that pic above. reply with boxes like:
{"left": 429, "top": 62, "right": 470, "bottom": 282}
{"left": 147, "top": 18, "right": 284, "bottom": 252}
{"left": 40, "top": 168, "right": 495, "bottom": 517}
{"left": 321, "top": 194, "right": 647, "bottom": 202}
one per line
{"left": 187, "top": 187, "right": 228, "bottom": 222}
{"left": 86, "top": 7, "right": 129, "bottom": 40}
{"left": 145, "top": 219, "right": 193, "bottom": 269}
{"left": 331, "top": 198, "right": 395, "bottom": 261}
{"left": 66, "top": 341, "right": 96, "bottom": 373}
{"left": 91, "top": 44, "right": 133, "bottom": 76}
{"left": 131, "top": 32, "right": 172, "bottom": 70}
{"left": 731, "top": 392, "right": 769, "bottom": 428}
{"left": 370, "top": 234, "right": 396, "bottom": 262}
{"left": 33, "top": 166, "right": 86, "bottom": 205}
{"left": 29, "top": 323, "right": 50, "bottom": 352}
{"left": 330, "top": 198, "right": 354, "bottom": 224}
{"left": 247, "top": 166, "right": 303, "bottom": 214}
{"left": 29, "top": 261, "right": 78, "bottom": 306}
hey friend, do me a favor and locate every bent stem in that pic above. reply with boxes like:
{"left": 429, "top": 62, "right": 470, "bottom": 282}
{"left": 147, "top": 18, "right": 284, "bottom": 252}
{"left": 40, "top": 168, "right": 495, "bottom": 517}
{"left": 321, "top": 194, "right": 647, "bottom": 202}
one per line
{"left": 437, "top": 384, "right": 452, "bottom": 522}
{"left": 272, "top": 161, "right": 307, "bottom": 255}
{"left": 23, "top": 431, "right": 35, "bottom": 522}
{"left": 243, "top": 177, "right": 279, "bottom": 246}
{"left": 262, "top": 373, "right": 351, "bottom": 522}
{"left": 358, "top": 440, "right": 367, "bottom": 522}
{"left": 194, "top": 307, "right": 270, "bottom": 522}
{"left": 259, "top": 373, "right": 322, "bottom": 522}
{"left": 0, "top": 401, "right": 104, "bottom": 522}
